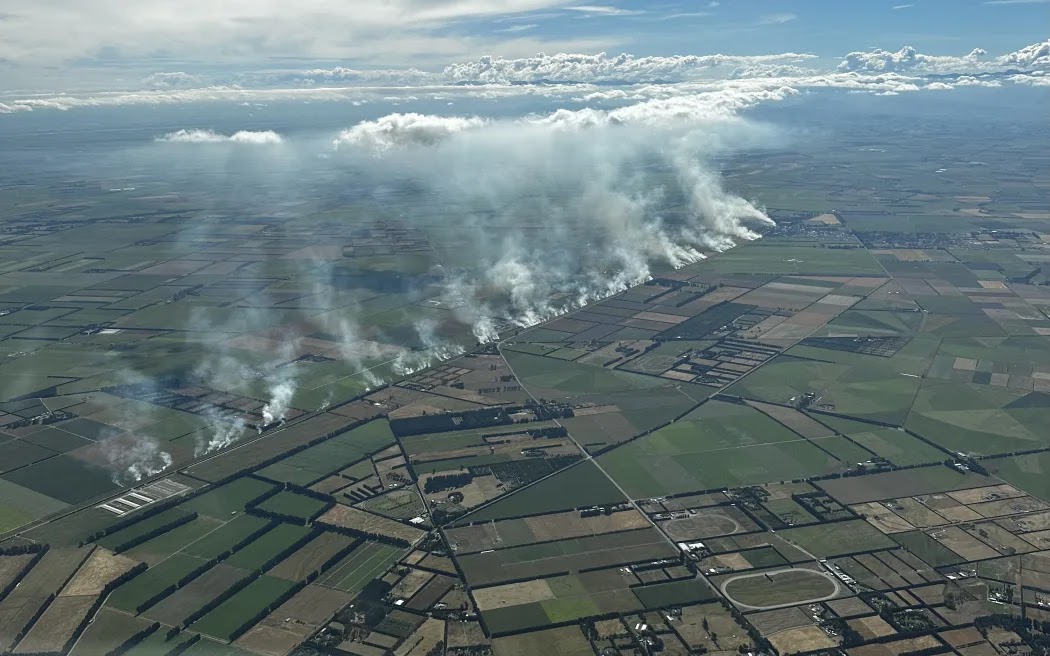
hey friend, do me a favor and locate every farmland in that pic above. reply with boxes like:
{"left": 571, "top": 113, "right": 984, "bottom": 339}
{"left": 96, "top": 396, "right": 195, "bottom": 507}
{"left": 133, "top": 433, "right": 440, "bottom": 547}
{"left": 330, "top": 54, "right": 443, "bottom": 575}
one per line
{"left": 0, "top": 85, "right": 1047, "bottom": 656}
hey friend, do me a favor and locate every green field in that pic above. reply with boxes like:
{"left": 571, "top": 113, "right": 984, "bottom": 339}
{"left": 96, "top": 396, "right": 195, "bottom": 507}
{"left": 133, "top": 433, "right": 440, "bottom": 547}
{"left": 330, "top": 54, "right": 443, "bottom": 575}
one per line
{"left": 813, "top": 436, "right": 877, "bottom": 466}
{"left": 182, "top": 478, "right": 277, "bottom": 520}
{"left": 124, "top": 515, "right": 224, "bottom": 563}
{"left": 816, "top": 415, "right": 949, "bottom": 466}
{"left": 257, "top": 420, "right": 395, "bottom": 484}
{"left": 0, "top": 478, "right": 68, "bottom": 534}
{"left": 905, "top": 379, "right": 1045, "bottom": 456}
{"left": 190, "top": 575, "right": 296, "bottom": 641}
{"left": 502, "top": 349, "right": 670, "bottom": 397}
{"left": 728, "top": 353, "right": 924, "bottom": 427}
{"left": 463, "top": 461, "right": 626, "bottom": 523}
{"left": 223, "top": 523, "right": 312, "bottom": 572}
{"left": 256, "top": 491, "right": 329, "bottom": 521}
{"left": 986, "top": 451, "right": 1050, "bottom": 502}
{"left": 633, "top": 578, "right": 719, "bottom": 609}
{"left": 777, "top": 520, "right": 896, "bottom": 558}
{"left": 182, "top": 515, "right": 273, "bottom": 560}
{"left": 892, "top": 530, "right": 965, "bottom": 567}
{"left": 597, "top": 400, "right": 840, "bottom": 497}
{"left": 107, "top": 553, "right": 211, "bottom": 613}
{"left": 96, "top": 508, "right": 195, "bottom": 552}
{"left": 318, "top": 542, "right": 404, "bottom": 595}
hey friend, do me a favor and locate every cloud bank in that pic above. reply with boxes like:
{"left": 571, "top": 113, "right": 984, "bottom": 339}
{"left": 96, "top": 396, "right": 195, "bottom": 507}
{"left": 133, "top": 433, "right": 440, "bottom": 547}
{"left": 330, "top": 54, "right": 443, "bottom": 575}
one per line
{"left": 442, "top": 51, "right": 817, "bottom": 84}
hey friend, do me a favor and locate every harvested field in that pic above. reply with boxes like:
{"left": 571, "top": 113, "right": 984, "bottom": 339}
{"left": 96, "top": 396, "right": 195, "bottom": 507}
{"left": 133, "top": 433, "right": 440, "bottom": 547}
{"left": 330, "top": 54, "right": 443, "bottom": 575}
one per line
{"left": 672, "top": 603, "right": 751, "bottom": 653}
{"left": 853, "top": 503, "right": 915, "bottom": 534}
{"left": 61, "top": 548, "right": 138, "bottom": 597}
{"left": 268, "top": 532, "right": 354, "bottom": 582}
{"left": 850, "top": 615, "right": 897, "bottom": 640}
{"left": 447, "top": 621, "right": 486, "bottom": 649}
{"left": 970, "top": 495, "right": 1048, "bottom": 518}
{"left": 396, "top": 617, "right": 444, "bottom": 656}
{"left": 826, "top": 597, "right": 873, "bottom": 618}
{"left": 768, "top": 625, "right": 838, "bottom": 654}
{"left": 491, "top": 625, "right": 594, "bottom": 656}
{"left": 474, "top": 579, "right": 555, "bottom": 611}
{"left": 390, "top": 568, "right": 433, "bottom": 601}
{"left": 748, "top": 401, "right": 836, "bottom": 438}
{"left": 4, "top": 546, "right": 91, "bottom": 598}
{"left": 13, "top": 595, "right": 94, "bottom": 654}
{"left": 0, "top": 555, "right": 33, "bottom": 595}
{"left": 948, "top": 484, "right": 1025, "bottom": 505}
{"left": 318, "top": 504, "right": 425, "bottom": 544}
{"left": 406, "top": 574, "right": 455, "bottom": 611}
{"left": 235, "top": 625, "right": 302, "bottom": 656}
{"left": 847, "top": 635, "right": 940, "bottom": 656}
{"left": 888, "top": 498, "right": 948, "bottom": 528}
{"left": 928, "top": 526, "right": 1000, "bottom": 561}
{"left": 748, "top": 607, "right": 812, "bottom": 634}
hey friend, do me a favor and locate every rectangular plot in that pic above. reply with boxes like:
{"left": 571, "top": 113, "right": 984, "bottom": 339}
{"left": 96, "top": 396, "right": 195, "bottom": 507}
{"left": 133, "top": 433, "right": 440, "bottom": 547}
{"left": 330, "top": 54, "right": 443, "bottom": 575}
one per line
{"left": 224, "top": 523, "right": 312, "bottom": 572}
{"left": 182, "top": 515, "right": 273, "bottom": 560}
{"left": 318, "top": 542, "right": 402, "bottom": 595}
{"left": 144, "top": 564, "right": 252, "bottom": 626}
{"left": 106, "top": 553, "right": 210, "bottom": 613}
{"left": 268, "top": 532, "right": 354, "bottom": 582}
{"left": 191, "top": 575, "right": 296, "bottom": 642}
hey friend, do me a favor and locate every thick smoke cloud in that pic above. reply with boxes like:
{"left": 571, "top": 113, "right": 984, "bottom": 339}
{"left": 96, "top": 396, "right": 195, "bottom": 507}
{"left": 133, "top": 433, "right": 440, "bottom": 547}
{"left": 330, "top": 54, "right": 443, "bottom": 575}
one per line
{"left": 332, "top": 91, "right": 776, "bottom": 339}
{"left": 157, "top": 129, "right": 284, "bottom": 144}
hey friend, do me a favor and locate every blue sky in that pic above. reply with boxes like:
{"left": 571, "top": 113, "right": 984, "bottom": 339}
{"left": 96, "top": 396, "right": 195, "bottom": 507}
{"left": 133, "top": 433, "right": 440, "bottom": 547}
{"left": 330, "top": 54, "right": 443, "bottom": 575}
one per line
{"left": 0, "top": 0, "right": 1045, "bottom": 91}
{"left": 456, "top": 0, "right": 1048, "bottom": 59}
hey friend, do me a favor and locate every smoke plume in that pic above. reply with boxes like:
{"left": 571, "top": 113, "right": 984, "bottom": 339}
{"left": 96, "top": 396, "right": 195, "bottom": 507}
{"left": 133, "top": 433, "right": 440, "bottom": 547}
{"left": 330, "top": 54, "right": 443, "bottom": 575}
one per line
{"left": 100, "top": 434, "right": 174, "bottom": 486}
{"left": 332, "top": 93, "right": 775, "bottom": 340}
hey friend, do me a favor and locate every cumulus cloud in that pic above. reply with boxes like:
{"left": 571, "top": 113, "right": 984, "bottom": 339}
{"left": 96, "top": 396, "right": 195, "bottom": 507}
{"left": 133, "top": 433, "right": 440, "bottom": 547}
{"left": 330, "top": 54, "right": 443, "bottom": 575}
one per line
{"left": 838, "top": 45, "right": 988, "bottom": 73}
{"left": 442, "top": 51, "right": 816, "bottom": 84}
{"left": 156, "top": 129, "right": 284, "bottom": 144}
{"left": 838, "top": 39, "right": 1049, "bottom": 73}
{"left": 999, "top": 38, "right": 1050, "bottom": 67}
{"left": 333, "top": 113, "right": 488, "bottom": 152}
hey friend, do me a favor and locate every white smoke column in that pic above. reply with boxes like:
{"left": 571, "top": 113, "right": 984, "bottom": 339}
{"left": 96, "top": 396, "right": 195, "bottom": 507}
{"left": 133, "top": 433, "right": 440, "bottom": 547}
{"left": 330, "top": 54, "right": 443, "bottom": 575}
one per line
{"left": 195, "top": 413, "right": 247, "bottom": 457}
{"left": 100, "top": 434, "right": 174, "bottom": 486}
{"left": 157, "top": 129, "right": 284, "bottom": 144}
{"left": 392, "top": 319, "right": 466, "bottom": 376}
{"left": 261, "top": 379, "right": 295, "bottom": 427}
